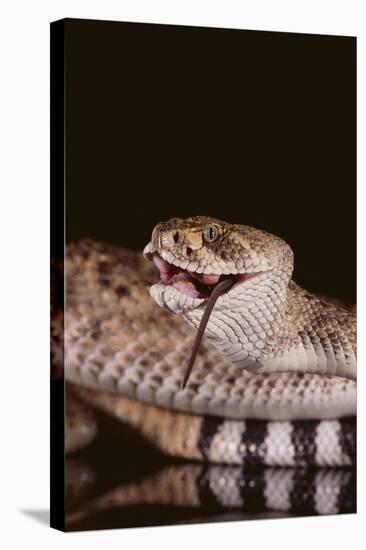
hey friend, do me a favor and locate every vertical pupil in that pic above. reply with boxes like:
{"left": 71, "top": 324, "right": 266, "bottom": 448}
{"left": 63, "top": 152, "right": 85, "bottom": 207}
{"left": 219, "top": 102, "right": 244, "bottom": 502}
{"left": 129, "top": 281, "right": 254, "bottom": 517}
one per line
{"left": 204, "top": 227, "right": 217, "bottom": 242}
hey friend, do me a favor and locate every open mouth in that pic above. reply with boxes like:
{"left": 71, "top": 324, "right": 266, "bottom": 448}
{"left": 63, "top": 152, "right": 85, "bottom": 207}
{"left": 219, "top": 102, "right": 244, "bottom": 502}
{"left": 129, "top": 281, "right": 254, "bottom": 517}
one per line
{"left": 145, "top": 247, "right": 268, "bottom": 389}
{"left": 150, "top": 252, "right": 260, "bottom": 300}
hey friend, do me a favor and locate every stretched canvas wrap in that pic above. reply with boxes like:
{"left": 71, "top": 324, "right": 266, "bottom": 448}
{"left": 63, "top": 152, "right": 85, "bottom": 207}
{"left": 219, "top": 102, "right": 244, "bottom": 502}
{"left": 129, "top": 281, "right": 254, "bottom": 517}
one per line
{"left": 50, "top": 18, "right": 356, "bottom": 531}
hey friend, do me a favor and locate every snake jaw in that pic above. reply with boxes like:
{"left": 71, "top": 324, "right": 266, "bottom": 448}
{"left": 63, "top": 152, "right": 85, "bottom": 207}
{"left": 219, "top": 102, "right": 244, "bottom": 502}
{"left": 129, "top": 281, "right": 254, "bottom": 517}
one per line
{"left": 145, "top": 248, "right": 268, "bottom": 387}
{"left": 152, "top": 252, "right": 225, "bottom": 299}
{"left": 147, "top": 250, "right": 233, "bottom": 299}
{"left": 144, "top": 245, "right": 268, "bottom": 307}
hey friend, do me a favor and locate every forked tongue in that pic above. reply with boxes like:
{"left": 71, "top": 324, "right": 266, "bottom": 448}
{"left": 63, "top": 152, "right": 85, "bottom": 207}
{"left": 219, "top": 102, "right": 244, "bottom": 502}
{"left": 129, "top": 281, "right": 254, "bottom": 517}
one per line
{"left": 181, "top": 277, "right": 234, "bottom": 389}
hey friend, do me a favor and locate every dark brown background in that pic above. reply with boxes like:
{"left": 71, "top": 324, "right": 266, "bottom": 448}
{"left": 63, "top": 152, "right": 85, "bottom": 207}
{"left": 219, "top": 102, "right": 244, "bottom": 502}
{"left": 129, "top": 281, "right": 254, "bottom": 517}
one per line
{"left": 65, "top": 19, "right": 356, "bottom": 303}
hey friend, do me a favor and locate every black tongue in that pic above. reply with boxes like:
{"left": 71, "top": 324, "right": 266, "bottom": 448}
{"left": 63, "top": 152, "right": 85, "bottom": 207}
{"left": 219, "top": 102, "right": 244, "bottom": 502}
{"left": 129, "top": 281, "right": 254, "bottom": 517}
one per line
{"left": 181, "top": 278, "right": 234, "bottom": 389}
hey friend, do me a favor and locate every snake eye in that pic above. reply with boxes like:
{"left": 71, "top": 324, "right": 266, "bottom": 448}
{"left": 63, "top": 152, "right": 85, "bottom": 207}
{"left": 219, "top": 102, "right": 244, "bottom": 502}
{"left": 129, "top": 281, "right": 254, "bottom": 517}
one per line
{"left": 203, "top": 225, "right": 219, "bottom": 243}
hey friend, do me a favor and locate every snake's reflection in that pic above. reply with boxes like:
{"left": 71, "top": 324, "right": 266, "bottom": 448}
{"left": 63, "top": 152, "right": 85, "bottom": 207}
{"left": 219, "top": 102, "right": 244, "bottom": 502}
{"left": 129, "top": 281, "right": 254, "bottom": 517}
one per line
{"left": 66, "top": 456, "right": 355, "bottom": 531}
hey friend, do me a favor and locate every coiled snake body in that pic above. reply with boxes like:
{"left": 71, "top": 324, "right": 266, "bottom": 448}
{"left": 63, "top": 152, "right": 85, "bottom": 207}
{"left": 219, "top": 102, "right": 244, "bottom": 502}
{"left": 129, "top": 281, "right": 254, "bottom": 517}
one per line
{"left": 65, "top": 217, "right": 356, "bottom": 468}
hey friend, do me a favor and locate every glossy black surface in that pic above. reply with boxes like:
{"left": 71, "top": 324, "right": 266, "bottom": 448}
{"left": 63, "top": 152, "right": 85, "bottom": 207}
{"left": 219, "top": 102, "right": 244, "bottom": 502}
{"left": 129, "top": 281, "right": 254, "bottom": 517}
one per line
{"left": 65, "top": 408, "right": 356, "bottom": 531}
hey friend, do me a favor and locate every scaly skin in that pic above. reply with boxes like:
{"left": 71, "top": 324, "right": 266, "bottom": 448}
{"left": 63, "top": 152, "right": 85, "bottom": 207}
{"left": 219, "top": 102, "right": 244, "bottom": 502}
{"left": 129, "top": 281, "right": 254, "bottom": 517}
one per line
{"left": 64, "top": 229, "right": 356, "bottom": 466}
{"left": 144, "top": 216, "right": 356, "bottom": 380}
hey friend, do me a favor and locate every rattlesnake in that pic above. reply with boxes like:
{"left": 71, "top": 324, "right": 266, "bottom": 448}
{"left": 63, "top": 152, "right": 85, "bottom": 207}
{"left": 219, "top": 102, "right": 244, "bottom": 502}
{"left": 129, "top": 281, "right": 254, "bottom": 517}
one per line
{"left": 64, "top": 216, "right": 356, "bottom": 467}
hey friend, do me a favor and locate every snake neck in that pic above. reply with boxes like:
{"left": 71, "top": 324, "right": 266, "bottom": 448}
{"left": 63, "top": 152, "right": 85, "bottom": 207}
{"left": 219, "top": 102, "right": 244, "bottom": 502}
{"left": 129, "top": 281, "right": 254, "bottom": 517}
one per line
{"left": 182, "top": 273, "right": 356, "bottom": 380}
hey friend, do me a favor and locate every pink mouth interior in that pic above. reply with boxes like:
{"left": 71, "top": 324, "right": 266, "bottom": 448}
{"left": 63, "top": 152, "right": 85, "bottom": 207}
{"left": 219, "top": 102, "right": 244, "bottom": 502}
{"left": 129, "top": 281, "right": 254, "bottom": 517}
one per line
{"left": 149, "top": 250, "right": 266, "bottom": 388}
{"left": 152, "top": 253, "right": 233, "bottom": 299}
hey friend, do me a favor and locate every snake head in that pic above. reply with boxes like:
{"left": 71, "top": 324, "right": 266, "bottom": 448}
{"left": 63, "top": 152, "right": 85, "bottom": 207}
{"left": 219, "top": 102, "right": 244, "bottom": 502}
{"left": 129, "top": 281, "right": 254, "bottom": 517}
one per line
{"left": 143, "top": 216, "right": 293, "bottom": 317}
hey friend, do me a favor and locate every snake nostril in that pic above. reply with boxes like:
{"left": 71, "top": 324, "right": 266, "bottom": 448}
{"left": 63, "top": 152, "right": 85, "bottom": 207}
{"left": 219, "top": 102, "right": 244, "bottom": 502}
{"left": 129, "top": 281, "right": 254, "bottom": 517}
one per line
{"left": 186, "top": 247, "right": 193, "bottom": 256}
{"left": 173, "top": 232, "right": 180, "bottom": 244}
